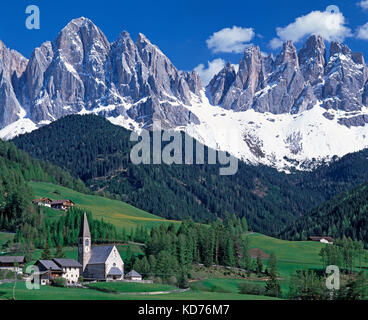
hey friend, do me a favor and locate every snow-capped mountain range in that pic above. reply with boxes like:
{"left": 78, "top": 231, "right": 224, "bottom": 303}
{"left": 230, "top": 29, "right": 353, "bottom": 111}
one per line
{"left": 1, "top": 17, "right": 368, "bottom": 171}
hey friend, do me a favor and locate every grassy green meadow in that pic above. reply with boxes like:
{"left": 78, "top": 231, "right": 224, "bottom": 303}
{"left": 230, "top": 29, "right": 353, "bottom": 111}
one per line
{"left": 0, "top": 232, "right": 14, "bottom": 248}
{"left": 2, "top": 182, "right": 358, "bottom": 300}
{"left": 30, "top": 181, "right": 180, "bottom": 231}
{"left": 248, "top": 233, "right": 325, "bottom": 278}
{"left": 87, "top": 282, "right": 175, "bottom": 293}
{"left": 0, "top": 282, "right": 279, "bottom": 300}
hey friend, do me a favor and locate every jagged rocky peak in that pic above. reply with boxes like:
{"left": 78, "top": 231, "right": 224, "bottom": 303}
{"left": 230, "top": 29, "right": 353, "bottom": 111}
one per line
{"left": 207, "top": 62, "right": 237, "bottom": 106}
{"left": 298, "top": 35, "right": 326, "bottom": 84}
{"left": 363, "top": 82, "right": 368, "bottom": 105}
{"left": 275, "top": 40, "right": 298, "bottom": 66}
{"left": 206, "top": 35, "right": 368, "bottom": 116}
{"left": 53, "top": 16, "right": 110, "bottom": 80}
{"left": 15, "top": 41, "right": 54, "bottom": 112}
{"left": 108, "top": 30, "right": 144, "bottom": 100}
{"left": 0, "top": 40, "right": 27, "bottom": 128}
{"left": 206, "top": 46, "right": 267, "bottom": 111}
{"left": 323, "top": 41, "right": 368, "bottom": 112}
{"left": 55, "top": 17, "right": 110, "bottom": 57}
{"left": 264, "top": 53, "right": 274, "bottom": 75}
{"left": 329, "top": 41, "right": 352, "bottom": 57}
{"left": 6, "top": 17, "right": 204, "bottom": 128}
{"left": 329, "top": 41, "right": 365, "bottom": 65}
{"left": 238, "top": 45, "right": 264, "bottom": 88}
{"left": 0, "top": 40, "right": 28, "bottom": 79}
{"left": 183, "top": 70, "right": 203, "bottom": 96}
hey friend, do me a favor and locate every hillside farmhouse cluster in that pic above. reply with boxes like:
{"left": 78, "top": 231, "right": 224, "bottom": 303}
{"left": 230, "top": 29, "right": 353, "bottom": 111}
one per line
{"left": 32, "top": 198, "right": 75, "bottom": 211}
{"left": 0, "top": 214, "right": 143, "bottom": 286}
{"left": 308, "top": 236, "right": 334, "bottom": 244}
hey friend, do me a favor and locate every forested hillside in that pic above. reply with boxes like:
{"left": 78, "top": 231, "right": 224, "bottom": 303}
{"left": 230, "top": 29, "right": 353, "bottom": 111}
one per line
{"left": 13, "top": 115, "right": 368, "bottom": 236}
{"left": 10, "top": 115, "right": 310, "bottom": 235}
{"left": 0, "top": 138, "right": 85, "bottom": 231}
{"left": 280, "top": 182, "right": 368, "bottom": 243}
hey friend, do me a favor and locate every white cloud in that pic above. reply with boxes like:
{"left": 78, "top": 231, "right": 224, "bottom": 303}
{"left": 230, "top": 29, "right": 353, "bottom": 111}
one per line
{"left": 269, "top": 9, "right": 352, "bottom": 49}
{"left": 358, "top": 0, "right": 368, "bottom": 10}
{"left": 206, "top": 26, "right": 255, "bottom": 53}
{"left": 194, "top": 59, "right": 226, "bottom": 86}
{"left": 357, "top": 22, "right": 368, "bottom": 39}
{"left": 194, "top": 59, "right": 239, "bottom": 86}
{"left": 269, "top": 38, "right": 284, "bottom": 50}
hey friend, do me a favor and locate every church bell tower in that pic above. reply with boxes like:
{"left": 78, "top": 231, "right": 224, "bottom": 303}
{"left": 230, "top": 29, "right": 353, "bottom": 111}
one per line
{"left": 78, "top": 212, "right": 91, "bottom": 272}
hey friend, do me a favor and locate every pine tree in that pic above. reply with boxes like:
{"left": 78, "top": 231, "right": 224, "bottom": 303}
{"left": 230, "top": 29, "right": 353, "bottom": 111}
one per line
{"left": 41, "top": 240, "right": 52, "bottom": 260}
{"left": 256, "top": 255, "right": 263, "bottom": 275}
{"left": 265, "top": 272, "right": 282, "bottom": 297}
{"left": 55, "top": 244, "right": 66, "bottom": 258}
{"left": 268, "top": 252, "right": 278, "bottom": 275}
{"left": 265, "top": 253, "right": 281, "bottom": 297}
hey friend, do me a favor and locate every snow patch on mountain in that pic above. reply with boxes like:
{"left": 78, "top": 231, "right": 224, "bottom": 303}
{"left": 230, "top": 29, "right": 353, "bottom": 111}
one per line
{"left": 179, "top": 91, "right": 368, "bottom": 171}
{"left": 0, "top": 118, "right": 38, "bottom": 140}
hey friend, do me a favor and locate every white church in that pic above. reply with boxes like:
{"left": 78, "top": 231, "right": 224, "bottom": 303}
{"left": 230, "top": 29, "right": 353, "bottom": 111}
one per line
{"left": 78, "top": 213, "right": 125, "bottom": 281}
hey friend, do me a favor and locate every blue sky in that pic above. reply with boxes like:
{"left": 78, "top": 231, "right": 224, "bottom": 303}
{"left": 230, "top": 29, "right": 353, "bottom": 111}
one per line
{"left": 1, "top": 0, "right": 368, "bottom": 83}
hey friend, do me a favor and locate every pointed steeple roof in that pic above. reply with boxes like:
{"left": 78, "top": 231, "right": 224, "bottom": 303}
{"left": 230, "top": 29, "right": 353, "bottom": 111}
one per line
{"left": 79, "top": 212, "right": 91, "bottom": 238}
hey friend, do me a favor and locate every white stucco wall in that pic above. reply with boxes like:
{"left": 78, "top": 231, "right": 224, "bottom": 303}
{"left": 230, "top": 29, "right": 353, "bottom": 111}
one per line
{"left": 105, "top": 246, "right": 124, "bottom": 279}
{"left": 61, "top": 267, "right": 80, "bottom": 284}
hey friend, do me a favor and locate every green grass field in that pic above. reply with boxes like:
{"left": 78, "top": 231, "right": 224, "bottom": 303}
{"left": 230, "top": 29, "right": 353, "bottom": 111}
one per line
{"left": 248, "top": 233, "right": 326, "bottom": 278}
{"left": 30, "top": 181, "right": 180, "bottom": 231}
{"left": 0, "top": 232, "right": 14, "bottom": 248}
{"left": 248, "top": 233, "right": 368, "bottom": 279}
{"left": 87, "top": 281, "right": 175, "bottom": 293}
{"left": 11, "top": 182, "right": 362, "bottom": 301}
{"left": 190, "top": 278, "right": 245, "bottom": 294}
{"left": 190, "top": 278, "right": 289, "bottom": 295}
{"left": 0, "top": 282, "right": 279, "bottom": 300}
{"left": 29, "top": 182, "right": 328, "bottom": 279}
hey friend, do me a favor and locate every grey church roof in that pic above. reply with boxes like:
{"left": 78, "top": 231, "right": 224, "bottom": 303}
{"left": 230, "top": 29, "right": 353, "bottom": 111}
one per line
{"left": 37, "top": 260, "right": 62, "bottom": 271}
{"left": 125, "top": 270, "right": 142, "bottom": 278}
{"left": 87, "top": 246, "right": 115, "bottom": 264}
{"left": 107, "top": 267, "right": 123, "bottom": 276}
{"left": 79, "top": 212, "right": 91, "bottom": 238}
{"left": 53, "top": 258, "right": 82, "bottom": 268}
{"left": 0, "top": 256, "right": 25, "bottom": 264}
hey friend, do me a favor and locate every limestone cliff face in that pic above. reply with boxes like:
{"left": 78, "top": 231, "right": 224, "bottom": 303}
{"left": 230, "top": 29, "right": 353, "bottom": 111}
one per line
{"left": 9, "top": 17, "right": 203, "bottom": 129}
{"left": 207, "top": 35, "right": 368, "bottom": 119}
{"left": 1, "top": 18, "right": 368, "bottom": 136}
{"left": 0, "top": 40, "right": 28, "bottom": 128}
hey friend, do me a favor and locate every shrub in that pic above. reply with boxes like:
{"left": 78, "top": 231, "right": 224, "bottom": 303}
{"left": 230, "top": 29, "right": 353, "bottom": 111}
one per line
{"left": 154, "top": 277, "right": 162, "bottom": 284}
{"left": 169, "top": 276, "right": 177, "bottom": 287}
{"left": 53, "top": 277, "right": 67, "bottom": 287}
{"left": 178, "top": 273, "right": 189, "bottom": 289}
{"left": 238, "top": 282, "right": 265, "bottom": 295}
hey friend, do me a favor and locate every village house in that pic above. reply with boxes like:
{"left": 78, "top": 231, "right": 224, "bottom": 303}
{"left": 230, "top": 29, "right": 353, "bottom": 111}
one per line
{"left": 308, "top": 236, "right": 334, "bottom": 245}
{"left": 125, "top": 270, "right": 142, "bottom": 281}
{"left": 34, "top": 258, "right": 82, "bottom": 286}
{"left": 79, "top": 213, "right": 125, "bottom": 281}
{"left": 32, "top": 198, "right": 52, "bottom": 207}
{"left": 32, "top": 198, "right": 75, "bottom": 211}
{"left": 50, "top": 199, "right": 75, "bottom": 211}
{"left": 0, "top": 256, "right": 25, "bottom": 274}
{"left": 53, "top": 258, "right": 82, "bottom": 285}
{"left": 35, "top": 260, "right": 63, "bottom": 285}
